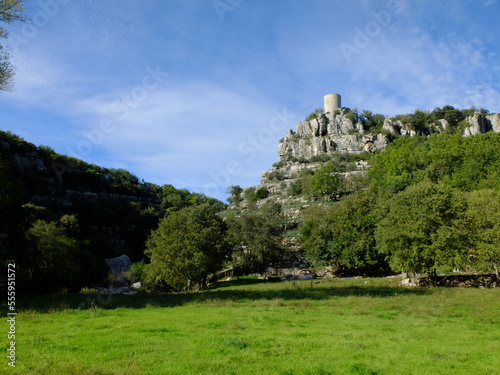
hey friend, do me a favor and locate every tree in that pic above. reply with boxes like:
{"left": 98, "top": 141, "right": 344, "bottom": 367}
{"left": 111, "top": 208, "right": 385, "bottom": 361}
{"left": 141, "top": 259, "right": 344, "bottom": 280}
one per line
{"left": 300, "top": 206, "right": 335, "bottom": 267}
{"left": 255, "top": 187, "right": 269, "bottom": 199}
{"left": 244, "top": 187, "right": 258, "bottom": 209}
{"left": 431, "top": 105, "right": 465, "bottom": 129}
{"left": 344, "top": 107, "right": 359, "bottom": 124}
{"left": 375, "top": 182, "right": 468, "bottom": 280}
{"left": 369, "top": 132, "right": 500, "bottom": 194}
{"left": 25, "top": 219, "right": 82, "bottom": 292}
{"left": 300, "top": 190, "right": 388, "bottom": 273}
{"left": 227, "top": 201, "right": 285, "bottom": 273}
{"left": 145, "top": 204, "right": 229, "bottom": 291}
{"left": 0, "top": 0, "right": 25, "bottom": 91}
{"left": 463, "top": 190, "right": 500, "bottom": 277}
{"left": 311, "top": 162, "right": 343, "bottom": 199}
{"left": 360, "top": 110, "right": 385, "bottom": 131}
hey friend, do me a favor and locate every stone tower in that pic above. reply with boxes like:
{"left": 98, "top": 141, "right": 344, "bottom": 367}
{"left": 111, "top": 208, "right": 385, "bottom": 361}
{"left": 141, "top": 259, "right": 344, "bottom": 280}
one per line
{"left": 324, "top": 93, "right": 341, "bottom": 114}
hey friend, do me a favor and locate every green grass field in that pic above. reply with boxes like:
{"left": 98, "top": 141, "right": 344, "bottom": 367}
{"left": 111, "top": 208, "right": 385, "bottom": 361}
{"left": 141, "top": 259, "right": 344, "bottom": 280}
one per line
{"left": 4, "top": 278, "right": 500, "bottom": 375}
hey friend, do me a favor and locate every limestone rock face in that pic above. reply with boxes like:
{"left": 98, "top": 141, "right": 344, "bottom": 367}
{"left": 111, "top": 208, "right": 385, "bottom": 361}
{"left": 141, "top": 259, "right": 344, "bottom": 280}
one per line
{"left": 438, "top": 119, "right": 450, "bottom": 132}
{"left": 105, "top": 254, "right": 132, "bottom": 275}
{"left": 462, "top": 112, "right": 500, "bottom": 137}
{"left": 463, "top": 112, "right": 487, "bottom": 136}
{"left": 486, "top": 113, "right": 500, "bottom": 133}
{"left": 237, "top": 108, "right": 500, "bottom": 213}
{"left": 278, "top": 110, "right": 389, "bottom": 161}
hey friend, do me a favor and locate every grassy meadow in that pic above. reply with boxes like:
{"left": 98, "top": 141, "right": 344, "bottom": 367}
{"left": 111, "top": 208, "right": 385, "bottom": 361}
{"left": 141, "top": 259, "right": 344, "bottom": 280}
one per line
{"left": 4, "top": 277, "right": 500, "bottom": 375}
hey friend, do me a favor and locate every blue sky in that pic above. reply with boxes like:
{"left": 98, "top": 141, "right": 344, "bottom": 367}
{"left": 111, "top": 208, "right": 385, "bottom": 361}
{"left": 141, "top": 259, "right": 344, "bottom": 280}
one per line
{"left": 1, "top": 0, "right": 499, "bottom": 201}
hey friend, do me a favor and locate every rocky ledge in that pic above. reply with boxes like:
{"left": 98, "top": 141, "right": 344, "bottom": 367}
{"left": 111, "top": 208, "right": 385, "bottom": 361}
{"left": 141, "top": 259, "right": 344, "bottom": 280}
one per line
{"left": 278, "top": 109, "right": 389, "bottom": 161}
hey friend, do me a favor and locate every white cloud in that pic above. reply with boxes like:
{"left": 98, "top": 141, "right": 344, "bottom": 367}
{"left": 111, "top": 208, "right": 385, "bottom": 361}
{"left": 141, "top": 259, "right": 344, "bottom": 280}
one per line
{"left": 7, "top": 50, "right": 77, "bottom": 106}
{"left": 324, "top": 25, "right": 500, "bottom": 115}
{"left": 70, "top": 80, "right": 299, "bottom": 197}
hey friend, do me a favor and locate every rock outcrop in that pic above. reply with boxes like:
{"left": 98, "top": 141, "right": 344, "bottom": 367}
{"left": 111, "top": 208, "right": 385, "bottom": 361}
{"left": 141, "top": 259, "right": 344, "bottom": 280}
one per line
{"left": 277, "top": 109, "right": 389, "bottom": 161}
{"left": 463, "top": 113, "right": 500, "bottom": 137}
{"left": 234, "top": 105, "right": 500, "bottom": 213}
{"left": 105, "top": 254, "right": 132, "bottom": 275}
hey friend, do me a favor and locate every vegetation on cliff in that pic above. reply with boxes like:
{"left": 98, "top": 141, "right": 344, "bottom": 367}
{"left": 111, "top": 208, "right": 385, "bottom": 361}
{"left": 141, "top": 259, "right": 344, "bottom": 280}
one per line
{"left": 298, "top": 131, "right": 500, "bottom": 279}
{"left": 0, "top": 130, "right": 223, "bottom": 293}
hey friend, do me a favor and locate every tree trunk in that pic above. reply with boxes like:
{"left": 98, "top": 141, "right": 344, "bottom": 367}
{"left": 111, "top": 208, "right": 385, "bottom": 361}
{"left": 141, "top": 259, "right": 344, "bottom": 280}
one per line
{"left": 429, "top": 269, "right": 438, "bottom": 287}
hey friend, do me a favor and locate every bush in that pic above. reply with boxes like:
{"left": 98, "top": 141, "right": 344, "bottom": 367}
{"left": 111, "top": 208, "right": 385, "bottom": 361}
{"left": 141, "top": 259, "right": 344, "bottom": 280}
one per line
{"left": 344, "top": 108, "right": 359, "bottom": 124}
{"left": 305, "top": 108, "right": 323, "bottom": 121}
{"left": 256, "top": 188, "right": 269, "bottom": 199}
{"left": 272, "top": 161, "right": 285, "bottom": 169}
{"left": 288, "top": 180, "right": 302, "bottom": 196}
{"left": 227, "top": 185, "right": 243, "bottom": 205}
{"left": 127, "top": 260, "right": 146, "bottom": 283}
{"left": 244, "top": 188, "right": 257, "bottom": 208}
{"left": 309, "top": 154, "right": 332, "bottom": 163}
{"left": 265, "top": 170, "right": 286, "bottom": 181}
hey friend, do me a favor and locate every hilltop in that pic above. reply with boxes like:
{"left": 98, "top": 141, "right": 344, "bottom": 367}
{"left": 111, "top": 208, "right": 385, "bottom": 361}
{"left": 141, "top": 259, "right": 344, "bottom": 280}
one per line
{"left": 229, "top": 96, "right": 500, "bottom": 214}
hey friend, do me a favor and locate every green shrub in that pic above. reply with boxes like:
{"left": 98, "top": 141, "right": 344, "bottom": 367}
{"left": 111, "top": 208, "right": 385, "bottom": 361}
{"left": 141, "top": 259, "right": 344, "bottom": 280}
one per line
{"left": 305, "top": 108, "right": 323, "bottom": 121}
{"left": 288, "top": 180, "right": 302, "bottom": 196}
{"left": 255, "top": 188, "right": 269, "bottom": 199}
{"left": 127, "top": 260, "right": 146, "bottom": 283}
{"left": 265, "top": 170, "right": 286, "bottom": 181}
{"left": 344, "top": 108, "right": 359, "bottom": 123}
{"left": 272, "top": 161, "right": 285, "bottom": 169}
{"left": 244, "top": 188, "right": 257, "bottom": 208}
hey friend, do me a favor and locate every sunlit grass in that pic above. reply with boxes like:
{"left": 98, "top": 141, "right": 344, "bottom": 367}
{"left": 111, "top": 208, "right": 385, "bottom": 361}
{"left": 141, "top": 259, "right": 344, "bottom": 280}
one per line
{"left": 4, "top": 278, "right": 499, "bottom": 374}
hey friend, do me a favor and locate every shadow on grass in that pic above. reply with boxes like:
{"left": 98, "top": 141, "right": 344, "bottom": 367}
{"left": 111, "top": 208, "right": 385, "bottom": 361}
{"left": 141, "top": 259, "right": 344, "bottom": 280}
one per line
{"left": 207, "top": 277, "right": 268, "bottom": 289}
{"left": 14, "top": 280, "right": 431, "bottom": 313}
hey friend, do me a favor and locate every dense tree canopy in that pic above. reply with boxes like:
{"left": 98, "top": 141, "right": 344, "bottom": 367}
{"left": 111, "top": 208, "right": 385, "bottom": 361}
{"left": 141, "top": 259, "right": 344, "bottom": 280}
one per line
{"left": 226, "top": 201, "right": 285, "bottom": 273}
{"left": 301, "top": 190, "right": 388, "bottom": 274}
{"left": 0, "top": 130, "right": 226, "bottom": 292}
{"left": 375, "top": 182, "right": 469, "bottom": 276}
{"left": 369, "top": 133, "right": 500, "bottom": 193}
{"left": 145, "top": 204, "right": 229, "bottom": 290}
{"left": 463, "top": 190, "right": 500, "bottom": 277}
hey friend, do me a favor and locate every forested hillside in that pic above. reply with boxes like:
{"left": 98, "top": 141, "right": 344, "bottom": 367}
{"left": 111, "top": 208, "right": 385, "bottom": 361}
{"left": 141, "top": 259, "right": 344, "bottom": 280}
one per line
{"left": 226, "top": 107, "right": 500, "bottom": 283}
{"left": 300, "top": 132, "right": 500, "bottom": 279}
{"left": 0, "top": 130, "right": 223, "bottom": 292}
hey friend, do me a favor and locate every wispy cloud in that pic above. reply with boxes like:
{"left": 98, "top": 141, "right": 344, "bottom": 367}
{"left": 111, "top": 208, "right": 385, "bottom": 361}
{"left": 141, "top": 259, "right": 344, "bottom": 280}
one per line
{"left": 70, "top": 80, "right": 298, "bottom": 194}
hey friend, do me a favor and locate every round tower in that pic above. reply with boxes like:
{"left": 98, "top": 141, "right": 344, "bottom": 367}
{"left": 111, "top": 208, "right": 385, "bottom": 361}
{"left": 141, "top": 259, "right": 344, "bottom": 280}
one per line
{"left": 324, "top": 93, "right": 341, "bottom": 114}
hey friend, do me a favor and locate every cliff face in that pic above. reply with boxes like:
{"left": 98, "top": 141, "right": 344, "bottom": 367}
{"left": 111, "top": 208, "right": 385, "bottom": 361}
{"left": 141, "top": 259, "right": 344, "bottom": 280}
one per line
{"left": 463, "top": 113, "right": 500, "bottom": 137}
{"left": 277, "top": 109, "right": 500, "bottom": 167}
{"left": 382, "top": 112, "right": 500, "bottom": 137}
{"left": 277, "top": 109, "right": 389, "bottom": 161}
{"left": 234, "top": 108, "right": 500, "bottom": 214}
{"left": 0, "top": 131, "right": 162, "bottom": 262}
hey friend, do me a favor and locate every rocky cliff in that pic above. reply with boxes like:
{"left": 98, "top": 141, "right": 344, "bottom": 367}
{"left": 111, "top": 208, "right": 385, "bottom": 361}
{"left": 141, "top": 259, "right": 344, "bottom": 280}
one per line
{"left": 278, "top": 109, "right": 389, "bottom": 161}
{"left": 463, "top": 113, "right": 500, "bottom": 137}
{"left": 382, "top": 112, "right": 500, "bottom": 137}
{"left": 234, "top": 107, "right": 500, "bottom": 215}
{"left": 0, "top": 130, "right": 164, "bottom": 262}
